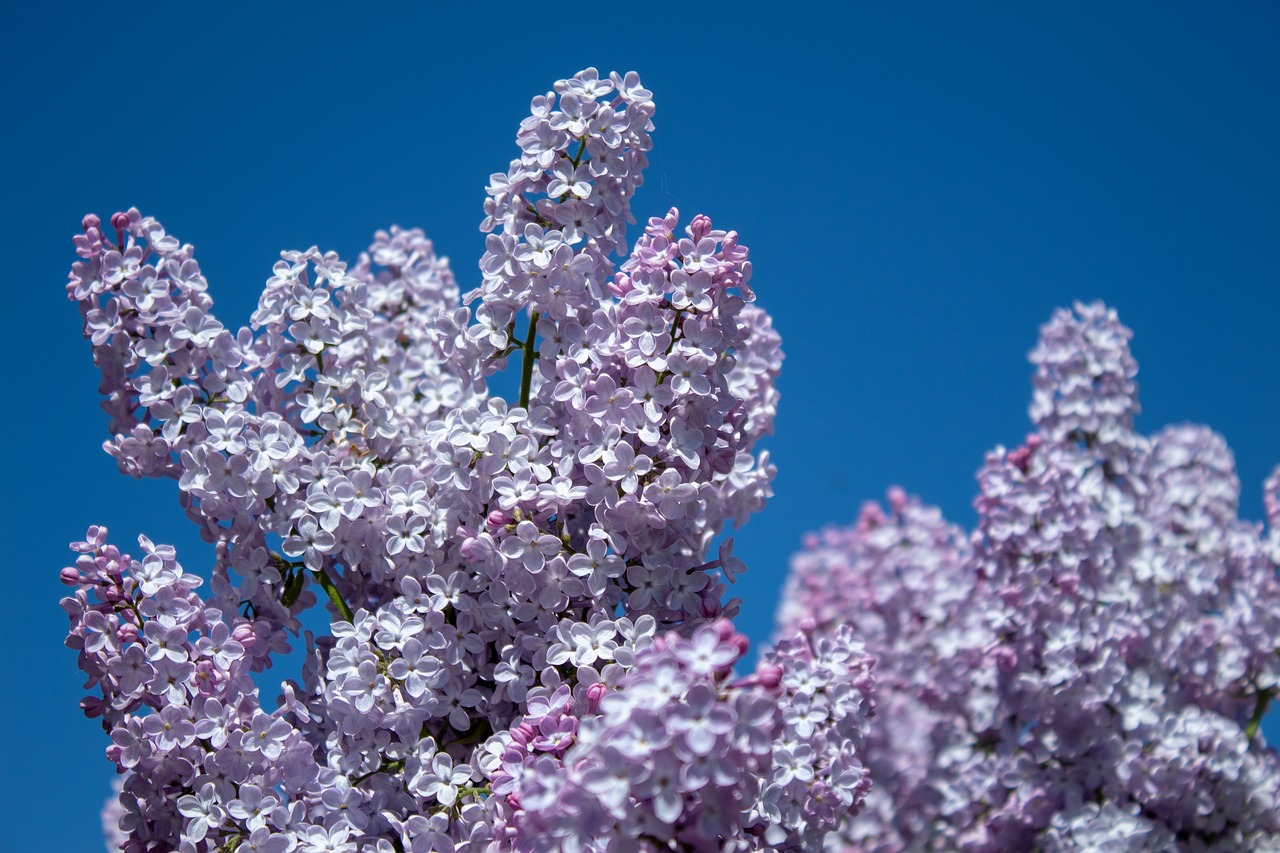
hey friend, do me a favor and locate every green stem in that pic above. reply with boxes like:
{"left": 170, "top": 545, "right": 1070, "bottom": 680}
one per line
{"left": 354, "top": 758, "right": 404, "bottom": 785}
{"left": 654, "top": 308, "right": 685, "bottom": 385}
{"left": 518, "top": 311, "right": 540, "bottom": 409}
{"left": 311, "top": 566, "right": 355, "bottom": 623}
{"left": 1246, "top": 690, "right": 1272, "bottom": 741}
{"left": 119, "top": 593, "right": 146, "bottom": 629}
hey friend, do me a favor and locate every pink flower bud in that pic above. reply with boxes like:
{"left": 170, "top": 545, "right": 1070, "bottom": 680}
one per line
{"left": 887, "top": 486, "right": 908, "bottom": 514}
{"left": 81, "top": 695, "right": 105, "bottom": 719}
{"left": 510, "top": 722, "right": 536, "bottom": 747}
{"left": 756, "top": 663, "right": 784, "bottom": 691}
{"left": 232, "top": 623, "right": 257, "bottom": 648}
{"left": 82, "top": 213, "right": 100, "bottom": 231}
{"left": 608, "top": 272, "right": 634, "bottom": 298}
{"left": 459, "top": 535, "right": 488, "bottom": 563}
{"left": 1007, "top": 444, "right": 1033, "bottom": 473}
{"left": 689, "top": 213, "right": 713, "bottom": 239}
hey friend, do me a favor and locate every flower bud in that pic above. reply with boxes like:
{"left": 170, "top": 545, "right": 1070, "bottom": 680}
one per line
{"left": 232, "top": 623, "right": 257, "bottom": 649}
{"left": 510, "top": 722, "right": 536, "bottom": 747}
{"left": 754, "top": 663, "right": 784, "bottom": 691}
{"left": 888, "top": 486, "right": 908, "bottom": 514}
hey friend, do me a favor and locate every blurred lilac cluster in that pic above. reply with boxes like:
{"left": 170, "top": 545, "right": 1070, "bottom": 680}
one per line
{"left": 779, "top": 303, "right": 1280, "bottom": 850}
{"left": 61, "top": 69, "right": 877, "bottom": 852}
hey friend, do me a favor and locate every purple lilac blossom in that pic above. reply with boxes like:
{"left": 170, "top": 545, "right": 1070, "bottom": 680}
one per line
{"left": 777, "top": 301, "right": 1280, "bottom": 851}
{"left": 61, "top": 70, "right": 876, "bottom": 853}
{"left": 488, "top": 620, "right": 875, "bottom": 851}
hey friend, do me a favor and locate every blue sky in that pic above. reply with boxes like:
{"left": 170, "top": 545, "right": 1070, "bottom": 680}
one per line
{"left": 3, "top": 4, "right": 1278, "bottom": 849}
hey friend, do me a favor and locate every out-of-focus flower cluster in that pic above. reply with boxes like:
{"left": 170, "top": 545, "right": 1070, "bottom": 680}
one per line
{"left": 778, "top": 302, "right": 1280, "bottom": 851}
{"left": 61, "top": 69, "right": 881, "bottom": 852}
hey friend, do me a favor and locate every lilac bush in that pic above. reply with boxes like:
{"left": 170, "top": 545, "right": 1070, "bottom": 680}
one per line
{"left": 778, "top": 302, "right": 1280, "bottom": 850}
{"left": 60, "top": 69, "right": 878, "bottom": 852}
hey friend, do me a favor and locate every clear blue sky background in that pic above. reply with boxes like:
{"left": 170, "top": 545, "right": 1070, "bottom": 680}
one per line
{"left": 2, "top": 4, "right": 1277, "bottom": 849}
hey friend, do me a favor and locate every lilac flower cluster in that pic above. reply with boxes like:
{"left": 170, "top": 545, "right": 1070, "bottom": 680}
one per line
{"left": 62, "top": 70, "right": 875, "bottom": 852}
{"left": 63, "top": 528, "right": 314, "bottom": 852}
{"left": 489, "top": 621, "right": 875, "bottom": 851}
{"left": 778, "top": 302, "right": 1280, "bottom": 850}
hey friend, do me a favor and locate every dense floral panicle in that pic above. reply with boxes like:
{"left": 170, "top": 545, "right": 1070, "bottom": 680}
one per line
{"left": 474, "top": 71, "right": 651, "bottom": 309}
{"left": 489, "top": 621, "right": 876, "bottom": 851}
{"left": 777, "top": 487, "right": 974, "bottom": 650}
{"left": 61, "top": 528, "right": 321, "bottom": 852}
{"left": 1029, "top": 301, "right": 1140, "bottom": 462}
{"left": 778, "top": 490, "right": 989, "bottom": 850}
{"left": 778, "top": 301, "right": 1280, "bottom": 851}
{"left": 63, "top": 69, "right": 807, "bottom": 852}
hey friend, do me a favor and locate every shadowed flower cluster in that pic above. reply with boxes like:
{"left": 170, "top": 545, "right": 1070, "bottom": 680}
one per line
{"left": 778, "top": 302, "right": 1280, "bottom": 851}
